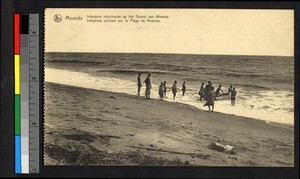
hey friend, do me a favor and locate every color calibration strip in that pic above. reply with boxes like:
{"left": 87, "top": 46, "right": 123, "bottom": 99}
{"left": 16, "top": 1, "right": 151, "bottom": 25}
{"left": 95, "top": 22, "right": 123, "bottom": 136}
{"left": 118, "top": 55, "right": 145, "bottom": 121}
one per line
{"left": 14, "top": 13, "right": 39, "bottom": 174}
{"left": 14, "top": 13, "right": 21, "bottom": 174}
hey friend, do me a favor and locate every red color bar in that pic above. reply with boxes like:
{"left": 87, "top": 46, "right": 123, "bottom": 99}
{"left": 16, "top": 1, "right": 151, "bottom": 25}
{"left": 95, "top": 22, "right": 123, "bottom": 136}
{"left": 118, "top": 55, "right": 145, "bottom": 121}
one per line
{"left": 14, "top": 14, "right": 20, "bottom": 54}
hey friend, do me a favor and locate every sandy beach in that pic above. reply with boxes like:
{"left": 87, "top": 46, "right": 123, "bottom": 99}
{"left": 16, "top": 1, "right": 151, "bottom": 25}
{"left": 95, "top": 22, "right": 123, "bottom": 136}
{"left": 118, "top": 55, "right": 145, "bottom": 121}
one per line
{"left": 44, "top": 82, "right": 294, "bottom": 166}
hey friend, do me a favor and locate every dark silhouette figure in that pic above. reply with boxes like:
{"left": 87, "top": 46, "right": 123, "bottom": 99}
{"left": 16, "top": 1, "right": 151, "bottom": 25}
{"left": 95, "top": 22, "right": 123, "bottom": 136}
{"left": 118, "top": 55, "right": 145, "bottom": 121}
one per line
{"left": 159, "top": 82, "right": 164, "bottom": 100}
{"left": 231, "top": 87, "right": 237, "bottom": 106}
{"left": 163, "top": 81, "right": 167, "bottom": 97}
{"left": 137, "top": 73, "right": 142, "bottom": 96}
{"left": 182, "top": 81, "right": 186, "bottom": 96}
{"left": 216, "top": 84, "right": 224, "bottom": 97}
{"left": 199, "top": 82, "right": 205, "bottom": 100}
{"left": 228, "top": 84, "right": 233, "bottom": 94}
{"left": 204, "top": 81, "right": 214, "bottom": 101}
{"left": 172, "top": 81, "right": 177, "bottom": 100}
{"left": 144, "top": 73, "right": 152, "bottom": 99}
{"left": 203, "top": 90, "right": 215, "bottom": 112}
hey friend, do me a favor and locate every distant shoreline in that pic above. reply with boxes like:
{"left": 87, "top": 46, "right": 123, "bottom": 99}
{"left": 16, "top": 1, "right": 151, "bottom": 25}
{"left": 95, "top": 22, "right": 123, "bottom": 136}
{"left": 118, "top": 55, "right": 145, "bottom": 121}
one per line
{"left": 44, "top": 51, "right": 294, "bottom": 58}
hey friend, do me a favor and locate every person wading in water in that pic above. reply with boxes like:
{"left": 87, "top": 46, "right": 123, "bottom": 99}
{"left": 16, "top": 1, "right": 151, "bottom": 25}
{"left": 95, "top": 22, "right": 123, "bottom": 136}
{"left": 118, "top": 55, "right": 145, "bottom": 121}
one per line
{"left": 172, "top": 81, "right": 177, "bottom": 100}
{"left": 231, "top": 87, "right": 237, "bottom": 106}
{"left": 199, "top": 82, "right": 205, "bottom": 100}
{"left": 204, "top": 81, "right": 214, "bottom": 101}
{"left": 182, "top": 81, "right": 186, "bottom": 96}
{"left": 163, "top": 81, "right": 167, "bottom": 98}
{"left": 215, "top": 84, "right": 224, "bottom": 98}
{"left": 137, "top": 73, "right": 142, "bottom": 96}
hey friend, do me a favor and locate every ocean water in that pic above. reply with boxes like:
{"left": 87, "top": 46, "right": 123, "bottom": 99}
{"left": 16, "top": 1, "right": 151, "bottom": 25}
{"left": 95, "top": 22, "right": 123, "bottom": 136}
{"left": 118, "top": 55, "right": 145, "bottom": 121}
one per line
{"left": 45, "top": 53, "right": 294, "bottom": 125}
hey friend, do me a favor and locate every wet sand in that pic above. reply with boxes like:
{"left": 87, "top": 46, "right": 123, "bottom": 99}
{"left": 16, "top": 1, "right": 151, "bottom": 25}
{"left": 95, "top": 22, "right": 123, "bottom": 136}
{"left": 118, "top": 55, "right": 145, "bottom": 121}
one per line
{"left": 44, "top": 82, "right": 294, "bottom": 166}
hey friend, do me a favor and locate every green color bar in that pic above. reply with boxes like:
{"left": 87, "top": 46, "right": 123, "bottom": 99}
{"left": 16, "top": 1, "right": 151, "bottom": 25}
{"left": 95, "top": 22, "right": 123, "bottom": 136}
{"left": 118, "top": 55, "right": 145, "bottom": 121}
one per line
{"left": 15, "top": 94, "right": 21, "bottom": 135}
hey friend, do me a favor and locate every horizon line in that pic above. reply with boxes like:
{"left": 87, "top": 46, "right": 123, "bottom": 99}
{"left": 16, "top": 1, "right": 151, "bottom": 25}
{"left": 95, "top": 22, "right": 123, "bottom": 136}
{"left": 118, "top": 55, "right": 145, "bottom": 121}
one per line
{"left": 44, "top": 51, "right": 294, "bottom": 58}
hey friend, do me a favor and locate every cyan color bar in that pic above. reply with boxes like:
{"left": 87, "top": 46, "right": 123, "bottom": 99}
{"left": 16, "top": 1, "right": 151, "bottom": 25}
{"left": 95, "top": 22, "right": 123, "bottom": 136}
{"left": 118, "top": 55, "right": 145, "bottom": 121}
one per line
{"left": 15, "top": 135, "right": 22, "bottom": 173}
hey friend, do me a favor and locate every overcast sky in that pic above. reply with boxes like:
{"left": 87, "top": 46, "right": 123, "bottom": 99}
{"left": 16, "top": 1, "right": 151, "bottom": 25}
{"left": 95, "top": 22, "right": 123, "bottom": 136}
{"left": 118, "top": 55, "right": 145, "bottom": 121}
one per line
{"left": 45, "top": 8, "right": 294, "bottom": 56}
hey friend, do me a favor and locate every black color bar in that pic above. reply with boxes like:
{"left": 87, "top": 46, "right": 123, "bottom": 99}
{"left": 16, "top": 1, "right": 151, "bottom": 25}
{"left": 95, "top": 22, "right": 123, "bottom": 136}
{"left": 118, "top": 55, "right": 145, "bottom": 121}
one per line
{"left": 20, "top": 15, "right": 29, "bottom": 34}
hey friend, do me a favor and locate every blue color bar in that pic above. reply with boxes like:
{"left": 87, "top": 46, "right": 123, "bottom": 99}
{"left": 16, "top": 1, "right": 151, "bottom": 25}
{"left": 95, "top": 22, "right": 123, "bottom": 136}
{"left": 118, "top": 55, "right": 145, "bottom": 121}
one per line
{"left": 15, "top": 135, "right": 22, "bottom": 173}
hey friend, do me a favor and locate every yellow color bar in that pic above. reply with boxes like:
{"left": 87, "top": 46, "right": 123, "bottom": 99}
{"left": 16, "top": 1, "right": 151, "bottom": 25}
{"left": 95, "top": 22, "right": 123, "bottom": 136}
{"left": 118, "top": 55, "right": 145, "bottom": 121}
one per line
{"left": 14, "top": 54, "right": 20, "bottom": 94}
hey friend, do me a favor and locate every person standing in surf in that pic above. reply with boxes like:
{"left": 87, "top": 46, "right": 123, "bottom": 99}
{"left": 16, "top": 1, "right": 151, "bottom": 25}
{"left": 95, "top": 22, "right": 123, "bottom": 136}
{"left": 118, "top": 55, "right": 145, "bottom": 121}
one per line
{"left": 199, "top": 82, "right": 205, "bottom": 100}
{"left": 159, "top": 82, "right": 164, "bottom": 100}
{"left": 163, "top": 81, "right": 167, "bottom": 98}
{"left": 228, "top": 84, "right": 233, "bottom": 94}
{"left": 204, "top": 81, "right": 214, "bottom": 101}
{"left": 172, "top": 81, "right": 177, "bottom": 100}
{"left": 137, "top": 73, "right": 142, "bottom": 96}
{"left": 144, "top": 73, "right": 152, "bottom": 99}
{"left": 231, "top": 87, "right": 237, "bottom": 106}
{"left": 182, "top": 81, "right": 186, "bottom": 96}
{"left": 215, "top": 84, "right": 224, "bottom": 98}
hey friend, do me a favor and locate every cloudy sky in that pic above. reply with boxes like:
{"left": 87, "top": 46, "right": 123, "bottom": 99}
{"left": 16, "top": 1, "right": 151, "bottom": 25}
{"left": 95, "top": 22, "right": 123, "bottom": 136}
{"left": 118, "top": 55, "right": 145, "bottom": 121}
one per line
{"left": 45, "top": 8, "right": 294, "bottom": 56}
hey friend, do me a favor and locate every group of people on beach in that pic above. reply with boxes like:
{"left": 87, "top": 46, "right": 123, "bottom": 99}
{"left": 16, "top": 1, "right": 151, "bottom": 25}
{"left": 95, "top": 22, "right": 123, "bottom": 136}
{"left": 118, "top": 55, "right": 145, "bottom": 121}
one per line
{"left": 199, "top": 81, "right": 237, "bottom": 112}
{"left": 158, "top": 80, "right": 187, "bottom": 100}
{"left": 138, "top": 73, "right": 186, "bottom": 100}
{"left": 137, "top": 73, "right": 237, "bottom": 111}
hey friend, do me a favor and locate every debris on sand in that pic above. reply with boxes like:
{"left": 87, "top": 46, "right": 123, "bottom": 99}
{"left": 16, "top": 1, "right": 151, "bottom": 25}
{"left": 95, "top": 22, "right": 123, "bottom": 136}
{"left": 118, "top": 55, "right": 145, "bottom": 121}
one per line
{"left": 229, "top": 156, "right": 238, "bottom": 161}
{"left": 108, "top": 96, "right": 116, "bottom": 99}
{"left": 209, "top": 142, "right": 236, "bottom": 155}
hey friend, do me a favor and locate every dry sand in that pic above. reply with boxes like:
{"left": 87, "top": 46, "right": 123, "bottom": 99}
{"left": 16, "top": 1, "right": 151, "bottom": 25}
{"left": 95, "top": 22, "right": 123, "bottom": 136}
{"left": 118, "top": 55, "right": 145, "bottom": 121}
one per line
{"left": 44, "top": 82, "right": 294, "bottom": 166}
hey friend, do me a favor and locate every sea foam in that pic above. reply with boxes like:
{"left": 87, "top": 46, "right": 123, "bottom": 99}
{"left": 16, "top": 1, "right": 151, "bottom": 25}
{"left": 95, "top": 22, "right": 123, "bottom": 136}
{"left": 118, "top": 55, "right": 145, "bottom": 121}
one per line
{"left": 45, "top": 68, "right": 294, "bottom": 125}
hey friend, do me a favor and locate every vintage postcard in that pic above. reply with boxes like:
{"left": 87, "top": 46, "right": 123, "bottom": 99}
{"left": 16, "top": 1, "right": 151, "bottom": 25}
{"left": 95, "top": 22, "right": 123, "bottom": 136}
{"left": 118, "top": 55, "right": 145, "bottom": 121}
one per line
{"left": 44, "top": 8, "right": 294, "bottom": 166}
